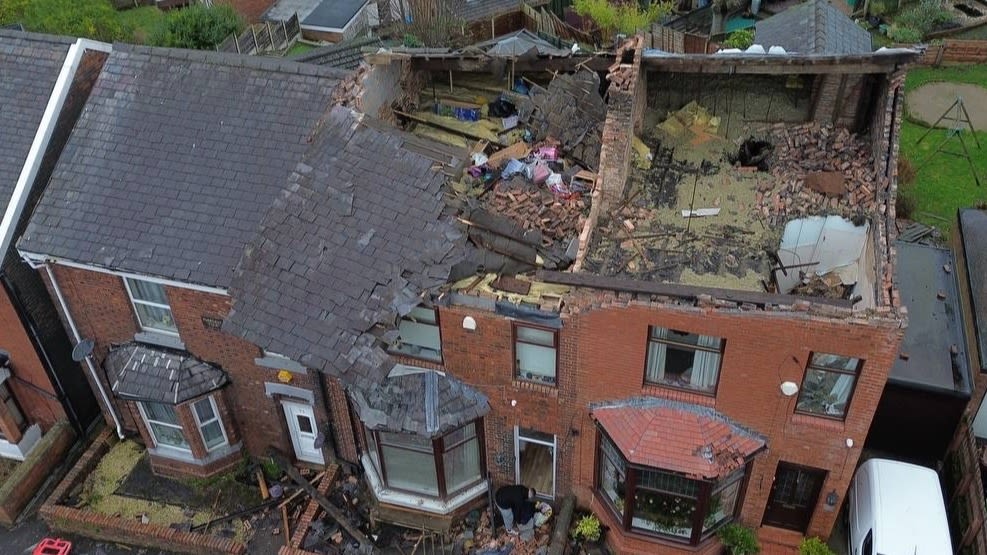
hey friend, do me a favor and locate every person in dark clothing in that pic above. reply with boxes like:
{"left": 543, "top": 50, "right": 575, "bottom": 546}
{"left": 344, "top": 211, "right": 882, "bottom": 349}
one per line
{"left": 515, "top": 498, "right": 538, "bottom": 540}
{"left": 494, "top": 484, "right": 536, "bottom": 533}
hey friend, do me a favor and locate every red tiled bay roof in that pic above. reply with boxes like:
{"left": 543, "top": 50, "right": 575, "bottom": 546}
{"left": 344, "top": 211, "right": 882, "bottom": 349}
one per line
{"left": 592, "top": 398, "right": 766, "bottom": 479}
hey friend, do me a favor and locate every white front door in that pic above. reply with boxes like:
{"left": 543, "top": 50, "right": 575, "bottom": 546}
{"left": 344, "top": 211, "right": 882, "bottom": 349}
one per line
{"left": 282, "top": 401, "right": 324, "bottom": 465}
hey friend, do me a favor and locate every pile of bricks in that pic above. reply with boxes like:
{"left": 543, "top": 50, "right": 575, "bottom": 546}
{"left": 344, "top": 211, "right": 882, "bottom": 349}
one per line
{"left": 527, "top": 70, "right": 607, "bottom": 170}
{"left": 754, "top": 123, "right": 878, "bottom": 226}
{"left": 486, "top": 179, "right": 588, "bottom": 247}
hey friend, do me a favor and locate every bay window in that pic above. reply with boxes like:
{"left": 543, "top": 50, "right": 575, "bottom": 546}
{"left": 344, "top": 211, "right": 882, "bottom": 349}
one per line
{"left": 364, "top": 420, "right": 484, "bottom": 499}
{"left": 596, "top": 433, "right": 748, "bottom": 545}
{"left": 192, "top": 397, "right": 228, "bottom": 451}
{"left": 138, "top": 395, "right": 230, "bottom": 455}
{"left": 139, "top": 401, "right": 189, "bottom": 451}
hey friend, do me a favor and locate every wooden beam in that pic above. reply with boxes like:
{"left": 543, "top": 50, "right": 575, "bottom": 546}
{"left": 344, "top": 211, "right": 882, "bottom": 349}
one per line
{"left": 639, "top": 52, "right": 919, "bottom": 74}
{"left": 394, "top": 110, "right": 505, "bottom": 147}
{"left": 535, "top": 270, "right": 854, "bottom": 309}
{"left": 268, "top": 449, "right": 377, "bottom": 553}
{"left": 410, "top": 55, "right": 613, "bottom": 73}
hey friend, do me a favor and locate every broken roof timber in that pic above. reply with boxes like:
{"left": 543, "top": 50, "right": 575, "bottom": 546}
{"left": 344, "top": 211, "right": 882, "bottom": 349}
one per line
{"left": 640, "top": 51, "right": 920, "bottom": 74}
{"left": 408, "top": 55, "right": 613, "bottom": 73}
{"left": 536, "top": 270, "right": 854, "bottom": 309}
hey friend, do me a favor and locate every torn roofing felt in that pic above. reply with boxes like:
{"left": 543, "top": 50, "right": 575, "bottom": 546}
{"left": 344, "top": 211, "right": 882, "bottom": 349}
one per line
{"left": 17, "top": 43, "right": 348, "bottom": 288}
{"left": 350, "top": 366, "right": 490, "bottom": 437}
{"left": 107, "top": 342, "right": 229, "bottom": 405}
{"left": 223, "top": 107, "right": 488, "bottom": 433}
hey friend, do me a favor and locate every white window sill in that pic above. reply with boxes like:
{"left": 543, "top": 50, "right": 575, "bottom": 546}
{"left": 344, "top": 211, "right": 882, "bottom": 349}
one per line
{"left": 0, "top": 423, "right": 42, "bottom": 461}
{"left": 361, "top": 453, "right": 487, "bottom": 515}
{"left": 148, "top": 441, "right": 241, "bottom": 466}
{"left": 134, "top": 331, "right": 185, "bottom": 351}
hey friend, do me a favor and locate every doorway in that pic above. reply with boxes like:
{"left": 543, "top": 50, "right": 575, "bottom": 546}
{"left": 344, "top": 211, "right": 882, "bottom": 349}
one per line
{"left": 515, "top": 427, "right": 555, "bottom": 498}
{"left": 762, "top": 462, "right": 826, "bottom": 532}
{"left": 282, "top": 401, "right": 324, "bottom": 465}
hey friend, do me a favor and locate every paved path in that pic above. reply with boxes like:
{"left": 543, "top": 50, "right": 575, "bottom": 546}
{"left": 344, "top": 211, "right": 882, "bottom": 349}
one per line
{"left": 907, "top": 82, "right": 987, "bottom": 131}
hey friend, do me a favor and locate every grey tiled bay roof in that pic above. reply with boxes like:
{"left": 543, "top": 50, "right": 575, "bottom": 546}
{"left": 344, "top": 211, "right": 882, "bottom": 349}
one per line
{"left": 223, "top": 107, "right": 478, "bottom": 428}
{"left": 18, "top": 44, "right": 349, "bottom": 288}
{"left": 0, "top": 31, "right": 73, "bottom": 217}
{"left": 754, "top": 0, "right": 871, "bottom": 55}
{"left": 107, "top": 342, "right": 229, "bottom": 404}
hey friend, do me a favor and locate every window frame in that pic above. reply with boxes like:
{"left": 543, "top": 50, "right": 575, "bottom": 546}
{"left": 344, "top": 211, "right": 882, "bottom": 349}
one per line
{"left": 191, "top": 396, "right": 229, "bottom": 452}
{"left": 643, "top": 326, "right": 724, "bottom": 396}
{"left": 389, "top": 306, "right": 443, "bottom": 363}
{"left": 794, "top": 352, "right": 863, "bottom": 421}
{"left": 124, "top": 277, "right": 179, "bottom": 336}
{"left": 0, "top": 380, "right": 27, "bottom": 437}
{"left": 594, "top": 430, "right": 748, "bottom": 546}
{"left": 512, "top": 323, "right": 559, "bottom": 386}
{"left": 138, "top": 401, "right": 191, "bottom": 453}
{"left": 365, "top": 419, "right": 486, "bottom": 499}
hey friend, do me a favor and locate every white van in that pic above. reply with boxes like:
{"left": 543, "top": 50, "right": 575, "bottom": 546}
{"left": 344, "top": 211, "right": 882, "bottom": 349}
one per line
{"left": 847, "top": 458, "right": 953, "bottom": 555}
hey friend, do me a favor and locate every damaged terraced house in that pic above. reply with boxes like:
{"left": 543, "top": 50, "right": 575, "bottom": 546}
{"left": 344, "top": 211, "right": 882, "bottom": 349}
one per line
{"left": 11, "top": 26, "right": 918, "bottom": 555}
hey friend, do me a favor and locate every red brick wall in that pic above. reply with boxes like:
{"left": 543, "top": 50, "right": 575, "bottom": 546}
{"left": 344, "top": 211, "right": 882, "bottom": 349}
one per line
{"left": 43, "top": 264, "right": 354, "bottom": 468}
{"left": 0, "top": 285, "right": 67, "bottom": 434}
{"left": 216, "top": 0, "right": 275, "bottom": 23}
{"left": 434, "top": 297, "right": 901, "bottom": 553}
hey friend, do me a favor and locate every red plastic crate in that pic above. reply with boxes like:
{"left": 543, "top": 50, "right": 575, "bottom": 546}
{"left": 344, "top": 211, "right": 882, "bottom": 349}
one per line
{"left": 33, "top": 538, "right": 72, "bottom": 555}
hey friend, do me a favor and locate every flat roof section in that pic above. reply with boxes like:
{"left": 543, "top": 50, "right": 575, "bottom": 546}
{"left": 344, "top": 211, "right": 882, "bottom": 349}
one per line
{"left": 892, "top": 241, "right": 971, "bottom": 396}
{"left": 960, "top": 208, "right": 987, "bottom": 371}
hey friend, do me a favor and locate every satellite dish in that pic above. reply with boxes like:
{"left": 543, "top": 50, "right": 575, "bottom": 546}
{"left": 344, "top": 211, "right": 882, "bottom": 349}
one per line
{"left": 71, "top": 339, "right": 95, "bottom": 362}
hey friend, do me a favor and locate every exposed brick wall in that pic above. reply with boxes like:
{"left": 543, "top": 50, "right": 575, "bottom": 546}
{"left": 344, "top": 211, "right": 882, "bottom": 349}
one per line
{"left": 0, "top": 286, "right": 65, "bottom": 434}
{"left": 811, "top": 74, "right": 867, "bottom": 131}
{"left": 435, "top": 295, "right": 902, "bottom": 553}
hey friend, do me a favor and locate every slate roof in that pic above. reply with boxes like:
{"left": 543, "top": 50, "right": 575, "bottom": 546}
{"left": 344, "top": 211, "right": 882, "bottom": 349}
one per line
{"left": 223, "top": 107, "right": 469, "bottom": 397}
{"left": 301, "top": 0, "right": 368, "bottom": 29}
{"left": 892, "top": 242, "right": 971, "bottom": 396}
{"left": 0, "top": 31, "right": 73, "bottom": 220}
{"left": 592, "top": 397, "right": 766, "bottom": 478}
{"left": 471, "top": 29, "right": 572, "bottom": 58}
{"left": 350, "top": 366, "right": 490, "bottom": 437}
{"left": 960, "top": 208, "right": 987, "bottom": 371}
{"left": 18, "top": 44, "right": 349, "bottom": 288}
{"left": 107, "top": 342, "right": 229, "bottom": 404}
{"left": 754, "top": 0, "right": 872, "bottom": 55}
{"left": 290, "top": 36, "right": 385, "bottom": 69}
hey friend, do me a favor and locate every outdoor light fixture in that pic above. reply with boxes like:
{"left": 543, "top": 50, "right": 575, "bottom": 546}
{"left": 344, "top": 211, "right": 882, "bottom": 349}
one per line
{"left": 825, "top": 491, "right": 839, "bottom": 507}
{"left": 462, "top": 316, "right": 477, "bottom": 331}
{"left": 780, "top": 381, "right": 799, "bottom": 396}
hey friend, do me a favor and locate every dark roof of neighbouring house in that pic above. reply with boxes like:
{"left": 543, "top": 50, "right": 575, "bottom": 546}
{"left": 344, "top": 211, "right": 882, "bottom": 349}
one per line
{"left": 301, "top": 0, "right": 367, "bottom": 29}
{"left": 960, "top": 208, "right": 987, "bottom": 371}
{"left": 18, "top": 45, "right": 349, "bottom": 288}
{"left": 223, "top": 107, "right": 470, "bottom": 397}
{"left": 592, "top": 397, "right": 766, "bottom": 478}
{"left": 453, "top": 0, "right": 550, "bottom": 23}
{"left": 892, "top": 242, "right": 971, "bottom": 396}
{"left": 0, "top": 31, "right": 73, "bottom": 222}
{"left": 754, "top": 0, "right": 871, "bottom": 55}
{"left": 107, "top": 342, "right": 229, "bottom": 404}
{"left": 350, "top": 366, "right": 490, "bottom": 437}
{"left": 290, "top": 36, "right": 385, "bottom": 69}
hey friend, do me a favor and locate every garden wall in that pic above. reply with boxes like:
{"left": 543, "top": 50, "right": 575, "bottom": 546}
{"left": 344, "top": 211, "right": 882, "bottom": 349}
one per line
{"left": 897, "top": 40, "right": 987, "bottom": 65}
{"left": 0, "top": 421, "right": 75, "bottom": 526}
{"left": 39, "top": 429, "right": 247, "bottom": 555}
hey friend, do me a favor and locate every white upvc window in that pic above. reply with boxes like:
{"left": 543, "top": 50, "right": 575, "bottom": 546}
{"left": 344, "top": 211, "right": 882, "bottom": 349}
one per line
{"left": 139, "top": 401, "right": 190, "bottom": 452}
{"left": 124, "top": 277, "right": 178, "bottom": 334}
{"left": 192, "top": 396, "right": 228, "bottom": 451}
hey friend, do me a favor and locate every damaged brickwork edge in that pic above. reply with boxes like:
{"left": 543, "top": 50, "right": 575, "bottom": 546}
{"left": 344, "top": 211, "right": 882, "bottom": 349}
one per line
{"left": 39, "top": 429, "right": 247, "bottom": 555}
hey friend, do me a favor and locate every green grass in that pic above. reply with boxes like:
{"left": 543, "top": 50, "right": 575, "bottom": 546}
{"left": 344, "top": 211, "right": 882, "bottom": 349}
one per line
{"left": 284, "top": 41, "right": 316, "bottom": 57}
{"left": 899, "top": 66, "right": 987, "bottom": 234}
{"left": 116, "top": 5, "right": 167, "bottom": 45}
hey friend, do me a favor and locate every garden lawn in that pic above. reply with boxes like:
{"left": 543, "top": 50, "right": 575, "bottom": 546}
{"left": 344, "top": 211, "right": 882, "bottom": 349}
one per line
{"left": 117, "top": 5, "right": 167, "bottom": 45}
{"left": 285, "top": 41, "right": 316, "bottom": 57}
{"left": 899, "top": 66, "right": 987, "bottom": 235}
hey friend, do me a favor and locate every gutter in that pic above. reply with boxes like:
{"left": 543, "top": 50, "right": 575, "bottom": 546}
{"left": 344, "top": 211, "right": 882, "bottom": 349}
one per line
{"left": 0, "top": 36, "right": 122, "bottom": 439}
{"left": 45, "top": 262, "right": 123, "bottom": 439}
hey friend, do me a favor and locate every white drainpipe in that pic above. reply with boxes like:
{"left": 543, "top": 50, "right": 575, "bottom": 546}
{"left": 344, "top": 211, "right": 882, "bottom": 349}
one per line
{"left": 44, "top": 263, "right": 123, "bottom": 439}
